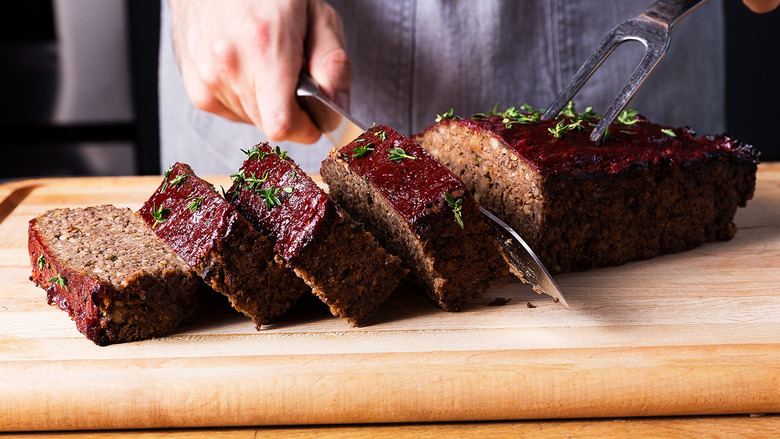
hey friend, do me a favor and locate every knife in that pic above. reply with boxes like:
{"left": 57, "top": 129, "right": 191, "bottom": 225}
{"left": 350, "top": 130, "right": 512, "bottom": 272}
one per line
{"left": 296, "top": 73, "right": 568, "bottom": 306}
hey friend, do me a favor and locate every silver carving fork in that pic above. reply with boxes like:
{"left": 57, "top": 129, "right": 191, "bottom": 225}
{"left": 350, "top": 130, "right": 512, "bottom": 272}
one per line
{"left": 543, "top": 0, "right": 711, "bottom": 143}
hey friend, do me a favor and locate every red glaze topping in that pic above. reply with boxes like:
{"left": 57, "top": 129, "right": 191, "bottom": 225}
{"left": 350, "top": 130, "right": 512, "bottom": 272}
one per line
{"left": 28, "top": 222, "right": 105, "bottom": 343}
{"left": 336, "top": 125, "right": 466, "bottom": 234}
{"left": 138, "top": 162, "right": 239, "bottom": 267}
{"left": 228, "top": 143, "right": 331, "bottom": 264}
{"left": 438, "top": 113, "right": 757, "bottom": 175}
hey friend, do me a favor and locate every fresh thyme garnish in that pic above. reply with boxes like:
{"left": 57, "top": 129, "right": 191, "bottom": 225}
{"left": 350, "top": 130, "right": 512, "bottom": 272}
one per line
{"left": 387, "top": 147, "right": 416, "bottom": 162}
{"left": 186, "top": 196, "right": 203, "bottom": 212}
{"left": 501, "top": 106, "right": 542, "bottom": 128}
{"left": 257, "top": 187, "right": 283, "bottom": 210}
{"left": 548, "top": 119, "right": 585, "bottom": 139}
{"left": 435, "top": 108, "right": 462, "bottom": 122}
{"left": 168, "top": 173, "right": 189, "bottom": 188}
{"left": 245, "top": 171, "right": 270, "bottom": 191}
{"left": 444, "top": 192, "right": 464, "bottom": 229}
{"left": 230, "top": 169, "right": 247, "bottom": 186}
{"left": 282, "top": 186, "right": 294, "bottom": 193}
{"left": 150, "top": 203, "right": 171, "bottom": 228}
{"left": 160, "top": 166, "right": 173, "bottom": 191}
{"left": 557, "top": 101, "right": 598, "bottom": 125}
{"left": 291, "top": 170, "right": 297, "bottom": 181}
{"left": 241, "top": 144, "right": 288, "bottom": 161}
{"left": 559, "top": 101, "right": 578, "bottom": 118}
{"left": 49, "top": 274, "right": 68, "bottom": 290}
{"left": 351, "top": 142, "right": 375, "bottom": 158}
{"left": 274, "top": 146, "right": 288, "bottom": 160}
{"left": 471, "top": 103, "right": 501, "bottom": 119}
{"left": 616, "top": 108, "right": 640, "bottom": 125}
{"left": 661, "top": 128, "right": 676, "bottom": 137}
{"left": 375, "top": 130, "right": 388, "bottom": 141}
{"left": 36, "top": 254, "right": 49, "bottom": 270}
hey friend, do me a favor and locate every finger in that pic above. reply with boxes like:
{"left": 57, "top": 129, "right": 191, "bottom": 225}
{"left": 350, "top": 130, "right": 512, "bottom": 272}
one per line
{"left": 241, "top": 13, "right": 320, "bottom": 143}
{"left": 743, "top": 0, "right": 780, "bottom": 13}
{"left": 306, "top": 0, "right": 352, "bottom": 113}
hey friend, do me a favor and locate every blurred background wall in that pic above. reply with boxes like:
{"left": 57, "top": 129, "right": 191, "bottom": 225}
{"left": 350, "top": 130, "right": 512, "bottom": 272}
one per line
{"left": 0, "top": 1, "right": 777, "bottom": 180}
{"left": 0, "top": 0, "right": 159, "bottom": 179}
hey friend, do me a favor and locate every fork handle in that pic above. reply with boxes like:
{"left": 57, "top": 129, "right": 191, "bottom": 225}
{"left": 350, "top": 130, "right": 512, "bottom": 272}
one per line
{"left": 643, "top": 0, "right": 711, "bottom": 27}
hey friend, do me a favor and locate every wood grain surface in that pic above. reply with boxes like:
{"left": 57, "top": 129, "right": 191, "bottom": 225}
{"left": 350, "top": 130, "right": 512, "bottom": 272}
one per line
{"left": 1, "top": 164, "right": 778, "bottom": 432}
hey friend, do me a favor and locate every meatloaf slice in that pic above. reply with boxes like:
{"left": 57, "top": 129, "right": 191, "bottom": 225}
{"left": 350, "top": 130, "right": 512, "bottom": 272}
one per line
{"left": 321, "top": 125, "right": 508, "bottom": 312}
{"left": 226, "top": 143, "right": 405, "bottom": 326}
{"left": 28, "top": 205, "right": 199, "bottom": 345}
{"left": 138, "top": 162, "right": 309, "bottom": 328}
{"left": 413, "top": 104, "right": 759, "bottom": 273}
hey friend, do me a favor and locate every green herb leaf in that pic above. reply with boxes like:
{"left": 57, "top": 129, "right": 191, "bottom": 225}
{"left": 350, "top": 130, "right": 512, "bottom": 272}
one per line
{"left": 242, "top": 145, "right": 270, "bottom": 161}
{"left": 150, "top": 203, "right": 171, "bottom": 228}
{"left": 617, "top": 108, "right": 640, "bottom": 125}
{"left": 444, "top": 192, "right": 464, "bottom": 229}
{"left": 387, "top": 147, "right": 416, "bottom": 162}
{"left": 559, "top": 101, "right": 577, "bottom": 118}
{"left": 168, "top": 174, "right": 189, "bottom": 188}
{"left": 36, "top": 254, "right": 49, "bottom": 270}
{"left": 161, "top": 166, "right": 173, "bottom": 191}
{"left": 548, "top": 119, "right": 585, "bottom": 139}
{"left": 185, "top": 196, "right": 203, "bottom": 212}
{"left": 661, "top": 128, "right": 677, "bottom": 137}
{"left": 49, "top": 274, "right": 68, "bottom": 290}
{"left": 375, "top": 130, "right": 388, "bottom": 141}
{"left": 351, "top": 142, "right": 375, "bottom": 158}
{"left": 501, "top": 106, "right": 542, "bottom": 128}
{"left": 257, "top": 187, "right": 283, "bottom": 210}
{"left": 435, "top": 108, "right": 461, "bottom": 122}
{"left": 282, "top": 186, "right": 293, "bottom": 193}
{"left": 471, "top": 103, "right": 501, "bottom": 119}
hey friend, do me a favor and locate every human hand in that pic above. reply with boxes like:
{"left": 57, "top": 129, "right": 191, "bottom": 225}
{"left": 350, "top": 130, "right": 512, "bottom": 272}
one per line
{"left": 169, "top": 0, "right": 351, "bottom": 144}
{"left": 743, "top": 0, "right": 780, "bottom": 13}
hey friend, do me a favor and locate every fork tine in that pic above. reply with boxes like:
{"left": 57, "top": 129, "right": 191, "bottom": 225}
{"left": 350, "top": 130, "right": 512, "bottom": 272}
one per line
{"left": 590, "top": 38, "right": 669, "bottom": 142}
{"left": 542, "top": 29, "right": 626, "bottom": 120}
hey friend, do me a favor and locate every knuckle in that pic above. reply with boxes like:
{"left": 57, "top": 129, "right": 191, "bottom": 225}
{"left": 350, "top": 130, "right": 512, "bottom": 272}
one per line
{"left": 243, "top": 17, "right": 273, "bottom": 53}
{"left": 263, "top": 113, "right": 294, "bottom": 141}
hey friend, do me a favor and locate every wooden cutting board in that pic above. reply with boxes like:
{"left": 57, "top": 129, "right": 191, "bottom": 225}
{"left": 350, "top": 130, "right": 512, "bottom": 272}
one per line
{"left": 1, "top": 164, "right": 778, "bottom": 432}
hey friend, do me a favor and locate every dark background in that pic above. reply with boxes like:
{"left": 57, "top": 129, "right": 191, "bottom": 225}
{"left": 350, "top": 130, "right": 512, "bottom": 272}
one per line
{"left": 0, "top": 1, "right": 777, "bottom": 180}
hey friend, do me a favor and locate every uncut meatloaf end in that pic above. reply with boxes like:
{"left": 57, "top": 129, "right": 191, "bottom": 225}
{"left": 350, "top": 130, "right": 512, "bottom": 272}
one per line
{"left": 28, "top": 205, "right": 199, "bottom": 346}
{"left": 413, "top": 107, "right": 759, "bottom": 273}
{"left": 321, "top": 125, "right": 508, "bottom": 312}
{"left": 138, "top": 162, "right": 309, "bottom": 328}
{"left": 227, "top": 143, "right": 405, "bottom": 326}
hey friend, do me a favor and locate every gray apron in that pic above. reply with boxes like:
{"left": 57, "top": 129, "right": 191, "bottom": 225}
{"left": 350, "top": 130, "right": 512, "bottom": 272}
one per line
{"left": 159, "top": 0, "right": 724, "bottom": 173}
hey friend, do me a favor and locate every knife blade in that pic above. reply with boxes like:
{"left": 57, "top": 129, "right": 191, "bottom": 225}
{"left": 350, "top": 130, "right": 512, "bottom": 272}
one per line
{"left": 296, "top": 73, "right": 568, "bottom": 306}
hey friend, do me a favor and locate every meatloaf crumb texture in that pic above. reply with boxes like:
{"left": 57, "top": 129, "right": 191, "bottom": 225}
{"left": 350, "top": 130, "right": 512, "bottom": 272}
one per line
{"left": 138, "top": 162, "right": 309, "bottom": 328}
{"left": 28, "top": 205, "right": 199, "bottom": 345}
{"left": 228, "top": 143, "right": 405, "bottom": 325}
{"left": 414, "top": 110, "right": 758, "bottom": 273}
{"left": 321, "top": 125, "right": 508, "bottom": 311}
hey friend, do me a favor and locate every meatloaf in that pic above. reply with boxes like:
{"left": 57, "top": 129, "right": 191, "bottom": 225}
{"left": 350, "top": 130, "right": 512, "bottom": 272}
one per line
{"left": 226, "top": 143, "right": 405, "bottom": 326}
{"left": 28, "top": 205, "right": 199, "bottom": 345}
{"left": 321, "top": 125, "right": 508, "bottom": 312}
{"left": 138, "top": 162, "right": 309, "bottom": 328}
{"left": 413, "top": 104, "right": 759, "bottom": 273}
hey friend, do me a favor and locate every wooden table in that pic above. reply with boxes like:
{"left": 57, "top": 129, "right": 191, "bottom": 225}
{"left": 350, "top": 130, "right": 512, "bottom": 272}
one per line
{"left": 1, "top": 164, "right": 778, "bottom": 435}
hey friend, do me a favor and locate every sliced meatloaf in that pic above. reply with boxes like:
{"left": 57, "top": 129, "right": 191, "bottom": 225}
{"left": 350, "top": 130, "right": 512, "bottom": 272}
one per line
{"left": 138, "top": 162, "right": 309, "bottom": 328}
{"left": 321, "top": 125, "right": 508, "bottom": 312}
{"left": 413, "top": 104, "right": 759, "bottom": 273}
{"left": 28, "top": 205, "right": 199, "bottom": 345}
{"left": 226, "top": 143, "right": 405, "bottom": 326}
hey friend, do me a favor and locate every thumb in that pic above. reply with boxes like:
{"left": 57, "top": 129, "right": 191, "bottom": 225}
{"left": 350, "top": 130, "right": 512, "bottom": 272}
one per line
{"left": 306, "top": 1, "right": 352, "bottom": 112}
